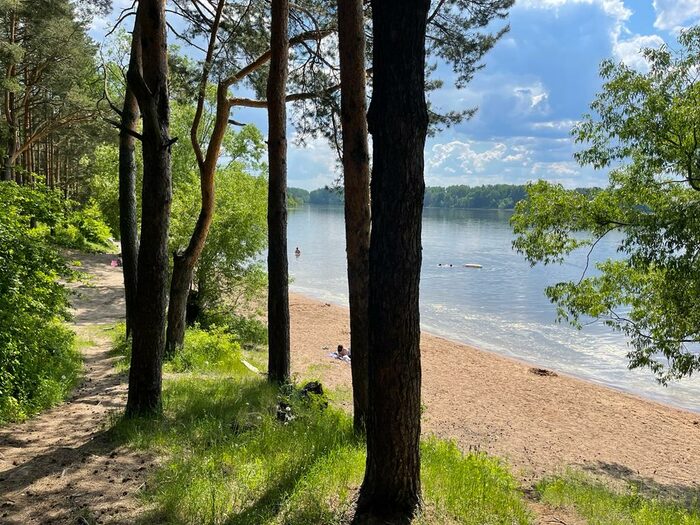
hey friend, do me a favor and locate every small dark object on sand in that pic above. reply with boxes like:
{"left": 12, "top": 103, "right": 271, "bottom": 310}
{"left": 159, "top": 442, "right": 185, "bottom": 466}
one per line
{"left": 530, "top": 367, "right": 557, "bottom": 377}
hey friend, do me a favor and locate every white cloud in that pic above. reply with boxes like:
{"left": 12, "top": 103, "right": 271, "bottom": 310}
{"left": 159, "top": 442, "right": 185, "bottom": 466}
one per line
{"left": 513, "top": 83, "right": 550, "bottom": 115}
{"left": 612, "top": 33, "right": 665, "bottom": 70}
{"left": 520, "top": 0, "right": 668, "bottom": 72}
{"left": 517, "top": 0, "right": 631, "bottom": 22}
{"left": 531, "top": 161, "right": 579, "bottom": 176}
{"left": 531, "top": 119, "right": 579, "bottom": 131}
{"left": 428, "top": 141, "right": 507, "bottom": 173}
{"left": 503, "top": 145, "right": 533, "bottom": 164}
{"left": 653, "top": 0, "right": 700, "bottom": 31}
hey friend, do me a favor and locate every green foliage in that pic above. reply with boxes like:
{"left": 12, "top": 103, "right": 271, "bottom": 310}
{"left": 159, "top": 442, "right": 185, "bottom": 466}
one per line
{"left": 86, "top": 144, "right": 132, "bottom": 238}
{"left": 287, "top": 187, "right": 310, "bottom": 207}
{"left": 110, "top": 322, "right": 131, "bottom": 374}
{"left": 425, "top": 184, "right": 528, "bottom": 209}
{"left": 199, "top": 310, "right": 268, "bottom": 348}
{"left": 168, "top": 111, "right": 268, "bottom": 318}
{"left": 306, "top": 184, "right": 595, "bottom": 210}
{"left": 512, "top": 27, "right": 700, "bottom": 383}
{"left": 54, "top": 200, "right": 113, "bottom": 252}
{"left": 537, "top": 472, "right": 700, "bottom": 525}
{"left": 0, "top": 181, "right": 82, "bottom": 423}
{"left": 167, "top": 326, "right": 246, "bottom": 375}
{"left": 112, "top": 321, "right": 263, "bottom": 374}
{"left": 309, "top": 186, "right": 344, "bottom": 205}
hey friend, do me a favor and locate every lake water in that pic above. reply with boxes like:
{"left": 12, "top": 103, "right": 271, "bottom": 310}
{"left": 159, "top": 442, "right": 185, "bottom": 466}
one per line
{"left": 287, "top": 205, "right": 700, "bottom": 412}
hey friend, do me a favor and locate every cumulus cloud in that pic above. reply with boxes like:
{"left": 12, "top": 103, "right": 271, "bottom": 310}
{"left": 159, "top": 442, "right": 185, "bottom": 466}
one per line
{"left": 513, "top": 83, "right": 550, "bottom": 115}
{"left": 531, "top": 161, "right": 579, "bottom": 176}
{"left": 517, "top": 0, "right": 631, "bottom": 22}
{"left": 429, "top": 141, "right": 507, "bottom": 173}
{"left": 519, "top": 0, "right": 666, "bottom": 72}
{"left": 503, "top": 145, "right": 533, "bottom": 164}
{"left": 612, "top": 33, "right": 665, "bottom": 70}
{"left": 653, "top": 0, "right": 700, "bottom": 31}
{"left": 531, "top": 119, "right": 579, "bottom": 132}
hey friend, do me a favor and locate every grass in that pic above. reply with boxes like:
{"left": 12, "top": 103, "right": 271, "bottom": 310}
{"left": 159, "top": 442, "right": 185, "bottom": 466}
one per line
{"left": 537, "top": 471, "right": 700, "bottom": 525}
{"left": 110, "top": 327, "right": 532, "bottom": 524}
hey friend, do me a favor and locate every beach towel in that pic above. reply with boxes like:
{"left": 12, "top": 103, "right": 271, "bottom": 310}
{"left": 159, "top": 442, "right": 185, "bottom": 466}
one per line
{"left": 328, "top": 352, "right": 351, "bottom": 363}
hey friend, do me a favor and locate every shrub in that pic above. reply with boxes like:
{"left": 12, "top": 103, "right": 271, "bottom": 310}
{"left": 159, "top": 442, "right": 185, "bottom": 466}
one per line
{"left": 0, "top": 182, "right": 82, "bottom": 423}
{"left": 54, "top": 200, "right": 113, "bottom": 252}
{"left": 168, "top": 326, "right": 246, "bottom": 374}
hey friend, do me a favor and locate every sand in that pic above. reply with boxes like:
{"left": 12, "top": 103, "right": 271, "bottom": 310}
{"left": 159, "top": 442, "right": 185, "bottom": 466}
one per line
{"left": 289, "top": 293, "right": 700, "bottom": 495}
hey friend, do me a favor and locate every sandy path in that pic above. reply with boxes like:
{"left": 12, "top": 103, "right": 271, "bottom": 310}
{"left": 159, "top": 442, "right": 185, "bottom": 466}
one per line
{"left": 0, "top": 252, "right": 151, "bottom": 525}
{"left": 289, "top": 293, "right": 700, "bottom": 499}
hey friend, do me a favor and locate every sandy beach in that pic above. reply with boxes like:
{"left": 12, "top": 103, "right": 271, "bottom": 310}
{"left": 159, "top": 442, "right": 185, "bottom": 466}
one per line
{"left": 289, "top": 292, "right": 700, "bottom": 493}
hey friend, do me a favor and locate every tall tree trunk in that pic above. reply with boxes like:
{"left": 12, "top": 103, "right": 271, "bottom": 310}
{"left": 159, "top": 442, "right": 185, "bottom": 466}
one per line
{"left": 2, "top": 11, "right": 16, "bottom": 182}
{"left": 22, "top": 66, "right": 30, "bottom": 179}
{"left": 266, "top": 0, "right": 291, "bottom": 384}
{"left": 125, "top": 0, "right": 172, "bottom": 417}
{"left": 165, "top": 0, "right": 226, "bottom": 356}
{"left": 354, "top": 0, "right": 430, "bottom": 522}
{"left": 338, "top": 0, "right": 370, "bottom": 434}
{"left": 119, "top": 17, "right": 142, "bottom": 340}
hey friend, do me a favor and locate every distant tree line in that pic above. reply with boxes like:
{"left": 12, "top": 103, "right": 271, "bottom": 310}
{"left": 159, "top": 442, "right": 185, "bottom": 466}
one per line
{"left": 291, "top": 184, "right": 599, "bottom": 209}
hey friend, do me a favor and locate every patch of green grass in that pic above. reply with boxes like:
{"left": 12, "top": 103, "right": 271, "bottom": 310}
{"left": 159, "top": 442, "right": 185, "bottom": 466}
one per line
{"left": 112, "top": 375, "right": 361, "bottom": 524}
{"left": 421, "top": 437, "right": 531, "bottom": 524}
{"left": 109, "top": 322, "right": 131, "bottom": 373}
{"left": 537, "top": 471, "right": 700, "bottom": 525}
{"left": 110, "top": 324, "right": 249, "bottom": 376}
{"left": 111, "top": 367, "right": 530, "bottom": 523}
{"left": 167, "top": 326, "right": 247, "bottom": 375}
{"left": 109, "top": 324, "right": 531, "bottom": 524}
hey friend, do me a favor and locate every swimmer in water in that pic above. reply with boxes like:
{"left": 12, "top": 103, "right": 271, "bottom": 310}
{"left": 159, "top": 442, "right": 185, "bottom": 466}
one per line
{"left": 295, "top": 247, "right": 301, "bottom": 257}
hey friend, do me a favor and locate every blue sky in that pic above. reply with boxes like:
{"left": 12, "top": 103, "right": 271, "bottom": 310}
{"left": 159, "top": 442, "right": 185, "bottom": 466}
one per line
{"left": 93, "top": 1, "right": 700, "bottom": 190}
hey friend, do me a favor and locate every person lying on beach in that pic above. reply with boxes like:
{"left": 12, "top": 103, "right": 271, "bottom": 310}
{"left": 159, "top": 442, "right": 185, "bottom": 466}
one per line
{"left": 329, "top": 344, "right": 351, "bottom": 363}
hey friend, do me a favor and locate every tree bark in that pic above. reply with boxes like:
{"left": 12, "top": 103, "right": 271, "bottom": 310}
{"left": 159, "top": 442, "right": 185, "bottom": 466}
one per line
{"left": 2, "top": 11, "right": 16, "bottom": 182}
{"left": 337, "top": 0, "right": 370, "bottom": 434}
{"left": 125, "top": 0, "right": 172, "bottom": 417}
{"left": 266, "top": 0, "right": 291, "bottom": 384}
{"left": 165, "top": 0, "right": 226, "bottom": 356}
{"left": 354, "top": 0, "right": 430, "bottom": 522}
{"left": 119, "top": 16, "right": 142, "bottom": 340}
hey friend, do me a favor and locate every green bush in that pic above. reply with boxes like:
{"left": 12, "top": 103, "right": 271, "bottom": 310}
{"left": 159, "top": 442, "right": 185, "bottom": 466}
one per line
{"left": 0, "top": 181, "right": 82, "bottom": 423}
{"left": 168, "top": 326, "right": 246, "bottom": 374}
{"left": 54, "top": 200, "right": 113, "bottom": 252}
{"left": 200, "top": 309, "right": 268, "bottom": 348}
{"left": 111, "top": 324, "right": 248, "bottom": 375}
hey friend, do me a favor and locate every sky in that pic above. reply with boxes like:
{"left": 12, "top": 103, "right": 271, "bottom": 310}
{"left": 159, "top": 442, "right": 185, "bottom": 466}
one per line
{"left": 92, "top": 0, "right": 700, "bottom": 190}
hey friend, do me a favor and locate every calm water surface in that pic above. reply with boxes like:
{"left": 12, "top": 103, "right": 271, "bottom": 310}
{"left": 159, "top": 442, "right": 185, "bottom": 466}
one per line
{"left": 287, "top": 205, "right": 700, "bottom": 412}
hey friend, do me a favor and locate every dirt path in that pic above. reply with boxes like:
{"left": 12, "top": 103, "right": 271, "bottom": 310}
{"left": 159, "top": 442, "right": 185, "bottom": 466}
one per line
{"left": 0, "top": 252, "right": 150, "bottom": 525}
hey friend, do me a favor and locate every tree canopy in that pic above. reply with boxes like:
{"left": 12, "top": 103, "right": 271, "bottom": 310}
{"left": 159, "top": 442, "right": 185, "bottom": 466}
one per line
{"left": 512, "top": 27, "right": 700, "bottom": 383}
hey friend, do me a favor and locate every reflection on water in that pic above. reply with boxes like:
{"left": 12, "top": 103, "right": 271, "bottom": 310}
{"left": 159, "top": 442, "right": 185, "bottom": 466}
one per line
{"left": 288, "top": 205, "right": 700, "bottom": 412}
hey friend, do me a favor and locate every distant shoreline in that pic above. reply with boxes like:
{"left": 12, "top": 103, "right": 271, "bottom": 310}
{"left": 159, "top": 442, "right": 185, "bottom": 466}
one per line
{"left": 291, "top": 202, "right": 517, "bottom": 211}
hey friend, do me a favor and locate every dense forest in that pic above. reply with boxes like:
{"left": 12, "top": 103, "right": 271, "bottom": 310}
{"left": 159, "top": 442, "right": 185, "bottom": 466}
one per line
{"left": 292, "top": 184, "right": 600, "bottom": 209}
{"left": 2, "top": 1, "right": 700, "bottom": 524}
